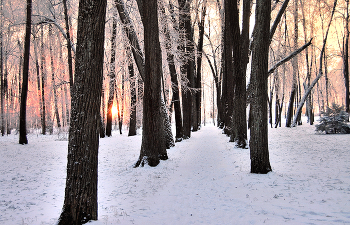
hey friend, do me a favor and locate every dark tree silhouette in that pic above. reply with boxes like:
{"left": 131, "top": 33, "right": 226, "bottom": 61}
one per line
{"left": 19, "top": 0, "right": 32, "bottom": 144}
{"left": 58, "top": 0, "right": 107, "bottom": 223}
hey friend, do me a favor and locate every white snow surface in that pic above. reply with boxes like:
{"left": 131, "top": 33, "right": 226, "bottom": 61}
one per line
{"left": 1, "top": 121, "right": 350, "bottom": 225}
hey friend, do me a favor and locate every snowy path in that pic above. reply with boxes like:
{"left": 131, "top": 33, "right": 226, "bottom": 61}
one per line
{"left": 138, "top": 126, "right": 242, "bottom": 224}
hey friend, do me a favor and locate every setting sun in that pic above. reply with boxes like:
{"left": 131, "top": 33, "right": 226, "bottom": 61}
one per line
{"left": 112, "top": 105, "right": 119, "bottom": 118}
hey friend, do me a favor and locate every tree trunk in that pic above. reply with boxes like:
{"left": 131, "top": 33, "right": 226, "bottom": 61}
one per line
{"left": 49, "top": 25, "right": 61, "bottom": 129}
{"left": 135, "top": 0, "right": 167, "bottom": 167}
{"left": 249, "top": 0, "right": 272, "bottom": 174}
{"left": 34, "top": 36, "right": 43, "bottom": 134}
{"left": 40, "top": 24, "right": 46, "bottom": 135}
{"left": 58, "top": 0, "right": 107, "bottom": 223}
{"left": 286, "top": 0, "right": 298, "bottom": 128}
{"left": 194, "top": 0, "right": 207, "bottom": 132}
{"left": 178, "top": 0, "right": 194, "bottom": 139}
{"left": 63, "top": 0, "right": 74, "bottom": 91}
{"left": 222, "top": 0, "right": 234, "bottom": 135}
{"left": 159, "top": 2, "right": 183, "bottom": 141}
{"left": 119, "top": 0, "right": 174, "bottom": 148}
{"left": 106, "top": 16, "right": 117, "bottom": 137}
{"left": 345, "top": 0, "right": 350, "bottom": 113}
{"left": 0, "top": 1, "right": 4, "bottom": 136}
{"left": 128, "top": 50, "right": 137, "bottom": 136}
{"left": 230, "top": 0, "right": 250, "bottom": 148}
{"left": 19, "top": 0, "right": 32, "bottom": 144}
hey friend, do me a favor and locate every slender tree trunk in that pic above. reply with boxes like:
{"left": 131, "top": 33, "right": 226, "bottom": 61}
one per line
{"left": 19, "top": 0, "right": 32, "bottom": 144}
{"left": 249, "top": 0, "right": 272, "bottom": 174}
{"left": 345, "top": 0, "right": 350, "bottom": 113}
{"left": 49, "top": 25, "right": 61, "bottom": 129}
{"left": 128, "top": 50, "right": 137, "bottom": 136}
{"left": 135, "top": 0, "right": 168, "bottom": 167}
{"left": 194, "top": 0, "right": 207, "bottom": 132}
{"left": 34, "top": 36, "right": 44, "bottom": 133}
{"left": 40, "top": 24, "right": 46, "bottom": 135}
{"left": 0, "top": 1, "right": 4, "bottom": 136}
{"left": 286, "top": 0, "right": 298, "bottom": 127}
{"left": 106, "top": 16, "right": 117, "bottom": 137}
{"left": 63, "top": 0, "right": 73, "bottom": 91}
{"left": 58, "top": 0, "right": 107, "bottom": 223}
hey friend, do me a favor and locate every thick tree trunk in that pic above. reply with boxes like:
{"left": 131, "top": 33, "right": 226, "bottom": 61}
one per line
{"left": 222, "top": 0, "right": 234, "bottom": 135}
{"left": 58, "top": 0, "right": 107, "bottom": 223}
{"left": 249, "top": 0, "right": 272, "bottom": 174}
{"left": 230, "top": 0, "right": 250, "bottom": 148}
{"left": 135, "top": 0, "right": 167, "bottom": 167}
{"left": 19, "top": 0, "right": 32, "bottom": 144}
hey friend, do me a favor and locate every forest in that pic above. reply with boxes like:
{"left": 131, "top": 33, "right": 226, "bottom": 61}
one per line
{"left": 0, "top": 0, "right": 349, "bottom": 224}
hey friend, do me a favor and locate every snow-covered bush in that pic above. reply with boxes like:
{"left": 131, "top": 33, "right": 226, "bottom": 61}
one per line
{"left": 316, "top": 103, "right": 350, "bottom": 134}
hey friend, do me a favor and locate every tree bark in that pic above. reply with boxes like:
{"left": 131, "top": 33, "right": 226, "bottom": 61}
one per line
{"left": 249, "top": 0, "right": 272, "bottom": 174}
{"left": 19, "top": 0, "right": 32, "bottom": 144}
{"left": 58, "top": 0, "right": 107, "bottom": 223}
{"left": 135, "top": 0, "right": 167, "bottom": 167}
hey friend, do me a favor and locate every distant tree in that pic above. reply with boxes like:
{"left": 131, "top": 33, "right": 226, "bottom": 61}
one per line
{"left": 58, "top": 0, "right": 107, "bottom": 223}
{"left": 19, "top": 0, "right": 32, "bottom": 144}
{"left": 249, "top": 0, "right": 272, "bottom": 174}
{"left": 106, "top": 16, "right": 117, "bottom": 137}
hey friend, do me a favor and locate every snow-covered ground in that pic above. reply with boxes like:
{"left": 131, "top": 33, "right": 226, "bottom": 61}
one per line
{"left": 1, "top": 120, "right": 350, "bottom": 225}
